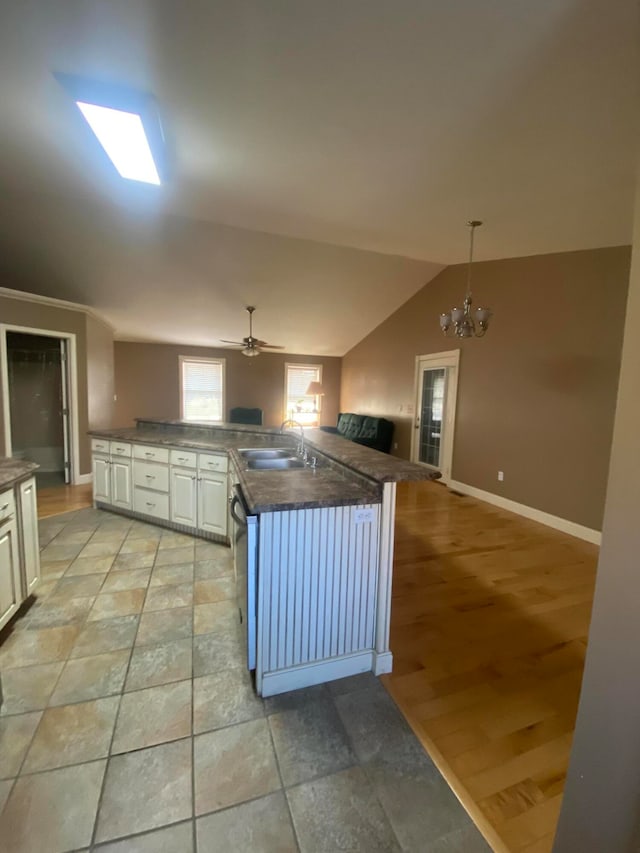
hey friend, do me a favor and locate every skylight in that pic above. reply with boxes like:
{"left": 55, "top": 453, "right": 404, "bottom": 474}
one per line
{"left": 75, "top": 102, "right": 161, "bottom": 185}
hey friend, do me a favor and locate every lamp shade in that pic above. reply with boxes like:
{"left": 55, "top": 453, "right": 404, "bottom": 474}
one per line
{"left": 305, "top": 381, "right": 324, "bottom": 396}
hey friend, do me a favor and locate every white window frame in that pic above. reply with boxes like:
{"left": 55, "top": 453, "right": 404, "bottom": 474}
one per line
{"left": 284, "top": 363, "right": 323, "bottom": 427}
{"left": 179, "top": 355, "right": 226, "bottom": 423}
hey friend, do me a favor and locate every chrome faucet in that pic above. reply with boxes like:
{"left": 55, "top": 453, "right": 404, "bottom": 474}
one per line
{"left": 280, "top": 419, "right": 305, "bottom": 457}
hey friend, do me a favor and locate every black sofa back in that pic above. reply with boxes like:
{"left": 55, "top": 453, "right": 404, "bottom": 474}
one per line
{"left": 320, "top": 412, "right": 394, "bottom": 454}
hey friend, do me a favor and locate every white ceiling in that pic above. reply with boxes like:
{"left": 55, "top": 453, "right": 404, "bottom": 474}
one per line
{"left": 0, "top": 0, "right": 637, "bottom": 354}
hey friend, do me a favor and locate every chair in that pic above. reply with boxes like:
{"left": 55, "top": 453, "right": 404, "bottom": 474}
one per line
{"left": 229, "top": 407, "right": 263, "bottom": 426}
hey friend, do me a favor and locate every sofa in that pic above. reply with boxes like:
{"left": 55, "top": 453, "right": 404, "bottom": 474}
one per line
{"left": 320, "top": 412, "right": 394, "bottom": 454}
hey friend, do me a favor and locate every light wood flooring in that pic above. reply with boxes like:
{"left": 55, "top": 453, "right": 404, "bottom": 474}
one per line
{"left": 36, "top": 482, "right": 93, "bottom": 519}
{"left": 383, "top": 480, "right": 598, "bottom": 853}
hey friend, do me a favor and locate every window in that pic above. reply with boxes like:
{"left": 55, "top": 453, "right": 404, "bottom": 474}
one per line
{"left": 179, "top": 357, "right": 225, "bottom": 422}
{"left": 284, "top": 363, "right": 322, "bottom": 427}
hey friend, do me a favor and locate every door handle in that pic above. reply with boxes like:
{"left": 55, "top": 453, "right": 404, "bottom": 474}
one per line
{"left": 229, "top": 495, "right": 246, "bottom": 526}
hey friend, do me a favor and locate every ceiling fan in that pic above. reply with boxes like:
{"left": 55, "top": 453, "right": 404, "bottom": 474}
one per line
{"left": 220, "top": 306, "right": 285, "bottom": 358}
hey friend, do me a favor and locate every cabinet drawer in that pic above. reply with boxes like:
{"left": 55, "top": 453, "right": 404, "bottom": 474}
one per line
{"left": 133, "top": 460, "right": 169, "bottom": 493}
{"left": 198, "top": 453, "right": 228, "bottom": 473}
{"left": 110, "top": 441, "right": 132, "bottom": 458}
{"left": 0, "top": 489, "right": 16, "bottom": 525}
{"left": 133, "top": 487, "right": 169, "bottom": 520}
{"left": 170, "top": 449, "right": 197, "bottom": 469}
{"left": 133, "top": 444, "right": 170, "bottom": 464}
{"left": 91, "top": 438, "right": 110, "bottom": 454}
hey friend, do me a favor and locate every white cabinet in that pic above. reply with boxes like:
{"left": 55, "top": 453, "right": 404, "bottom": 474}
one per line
{"left": 199, "top": 471, "right": 228, "bottom": 536}
{"left": 0, "top": 514, "right": 21, "bottom": 630}
{"left": 171, "top": 468, "right": 198, "bottom": 528}
{"left": 18, "top": 477, "right": 40, "bottom": 596}
{"left": 0, "top": 478, "right": 40, "bottom": 631}
{"left": 111, "top": 458, "right": 132, "bottom": 509}
{"left": 93, "top": 456, "right": 111, "bottom": 503}
{"left": 91, "top": 439, "right": 230, "bottom": 542}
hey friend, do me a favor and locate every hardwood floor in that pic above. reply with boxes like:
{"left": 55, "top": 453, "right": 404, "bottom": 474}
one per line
{"left": 383, "top": 480, "right": 598, "bottom": 853}
{"left": 36, "top": 482, "right": 93, "bottom": 519}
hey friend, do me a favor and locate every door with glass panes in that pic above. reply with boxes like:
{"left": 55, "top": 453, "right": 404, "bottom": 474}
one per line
{"left": 411, "top": 351, "right": 459, "bottom": 484}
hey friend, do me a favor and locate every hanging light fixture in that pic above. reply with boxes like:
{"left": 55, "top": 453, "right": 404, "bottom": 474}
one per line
{"left": 440, "top": 220, "right": 492, "bottom": 338}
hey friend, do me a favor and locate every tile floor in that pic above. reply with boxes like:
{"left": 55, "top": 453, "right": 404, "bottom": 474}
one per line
{"left": 0, "top": 507, "right": 491, "bottom": 852}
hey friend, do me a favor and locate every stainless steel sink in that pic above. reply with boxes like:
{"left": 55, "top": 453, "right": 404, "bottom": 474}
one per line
{"left": 239, "top": 448, "right": 294, "bottom": 460}
{"left": 246, "top": 457, "right": 305, "bottom": 470}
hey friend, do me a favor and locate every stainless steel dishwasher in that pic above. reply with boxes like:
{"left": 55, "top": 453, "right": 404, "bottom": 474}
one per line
{"left": 229, "top": 485, "right": 258, "bottom": 671}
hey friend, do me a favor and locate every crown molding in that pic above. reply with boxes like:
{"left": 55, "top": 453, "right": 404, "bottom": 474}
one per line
{"left": 0, "top": 287, "right": 115, "bottom": 333}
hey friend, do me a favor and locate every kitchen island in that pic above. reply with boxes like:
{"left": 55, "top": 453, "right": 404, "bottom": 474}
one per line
{"left": 89, "top": 418, "right": 438, "bottom": 696}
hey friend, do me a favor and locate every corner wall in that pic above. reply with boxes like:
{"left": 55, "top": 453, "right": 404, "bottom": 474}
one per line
{"left": 340, "top": 246, "right": 630, "bottom": 530}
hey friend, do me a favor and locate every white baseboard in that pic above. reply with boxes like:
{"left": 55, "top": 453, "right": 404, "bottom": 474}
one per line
{"left": 74, "top": 473, "right": 93, "bottom": 486}
{"left": 373, "top": 651, "right": 393, "bottom": 675}
{"left": 259, "top": 651, "right": 374, "bottom": 697}
{"left": 448, "top": 480, "right": 601, "bottom": 545}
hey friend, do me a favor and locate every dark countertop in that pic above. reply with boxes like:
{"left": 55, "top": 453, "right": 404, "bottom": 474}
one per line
{"left": 89, "top": 419, "right": 439, "bottom": 514}
{"left": 0, "top": 458, "right": 39, "bottom": 491}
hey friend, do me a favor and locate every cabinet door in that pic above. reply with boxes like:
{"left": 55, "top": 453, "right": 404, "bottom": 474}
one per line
{"left": 111, "top": 459, "right": 132, "bottom": 509}
{"left": 19, "top": 477, "right": 40, "bottom": 595}
{"left": 171, "top": 468, "right": 197, "bottom": 528}
{"left": 93, "top": 456, "right": 111, "bottom": 503}
{"left": 198, "top": 472, "right": 228, "bottom": 536}
{"left": 0, "top": 518, "right": 22, "bottom": 631}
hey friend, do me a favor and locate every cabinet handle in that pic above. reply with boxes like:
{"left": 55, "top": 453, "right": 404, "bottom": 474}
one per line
{"left": 177, "top": 456, "right": 188, "bottom": 462}
{"left": 145, "top": 474, "right": 155, "bottom": 480}
{"left": 145, "top": 452, "right": 155, "bottom": 458}
{"left": 191, "top": 476, "right": 196, "bottom": 481}
{"left": 145, "top": 501, "right": 155, "bottom": 508}
{"left": 0, "top": 503, "right": 9, "bottom": 512}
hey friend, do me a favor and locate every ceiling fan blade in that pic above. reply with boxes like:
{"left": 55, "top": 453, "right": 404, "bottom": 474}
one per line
{"left": 257, "top": 343, "right": 285, "bottom": 349}
{"left": 220, "top": 339, "right": 245, "bottom": 345}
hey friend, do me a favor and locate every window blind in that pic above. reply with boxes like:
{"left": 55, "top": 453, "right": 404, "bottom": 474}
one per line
{"left": 181, "top": 358, "right": 224, "bottom": 422}
{"left": 285, "top": 364, "right": 321, "bottom": 425}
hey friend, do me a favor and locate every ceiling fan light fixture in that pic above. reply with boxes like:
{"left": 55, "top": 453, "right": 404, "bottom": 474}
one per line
{"left": 242, "top": 346, "right": 259, "bottom": 357}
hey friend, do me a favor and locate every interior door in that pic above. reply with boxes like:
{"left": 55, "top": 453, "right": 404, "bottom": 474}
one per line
{"left": 411, "top": 351, "right": 460, "bottom": 483}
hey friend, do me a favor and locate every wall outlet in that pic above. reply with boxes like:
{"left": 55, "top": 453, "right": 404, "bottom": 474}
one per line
{"left": 393, "top": 442, "right": 398, "bottom": 450}
{"left": 354, "top": 508, "right": 375, "bottom": 524}
{"left": 498, "top": 470, "right": 504, "bottom": 482}
{"left": 113, "top": 394, "right": 118, "bottom": 402}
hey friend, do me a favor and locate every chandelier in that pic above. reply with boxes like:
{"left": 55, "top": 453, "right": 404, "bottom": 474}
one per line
{"left": 440, "top": 220, "right": 492, "bottom": 338}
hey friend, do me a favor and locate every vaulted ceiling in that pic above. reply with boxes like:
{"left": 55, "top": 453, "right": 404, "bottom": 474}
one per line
{"left": 0, "top": 0, "right": 636, "bottom": 354}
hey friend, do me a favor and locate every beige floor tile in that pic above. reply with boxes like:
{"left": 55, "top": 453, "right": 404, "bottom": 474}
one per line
{"left": 194, "top": 577, "right": 234, "bottom": 605}
{"left": 77, "top": 541, "right": 121, "bottom": 559}
{"left": 158, "top": 532, "right": 195, "bottom": 549}
{"left": 22, "top": 696, "right": 119, "bottom": 773}
{"left": 195, "top": 542, "right": 230, "bottom": 562}
{"left": 66, "top": 555, "right": 115, "bottom": 576}
{"left": 125, "top": 638, "right": 192, "bottom": 692}
{"left": 88, "top": 589, "right": 146, "bottom": 621}
{"left": 50, "top": 650, "right": 129, "bottom": 706}
{"left": 195, "top": 559, "right": 233, "bottom": 580}
{"left": 88, "top": 530, "right": 128, "bottom": 546}
{"left": 193, "top": 669, "right": 263, "bottom": 734}
{"left": 0, "top": 779, "right": 12, "bottom": 814}
{"left": 143, "top": 583, "right": 193, "bottom": 613}
{"left": 112, "top": 680, "right": 192, "bottom": 753}
{"left": 149, "top": 564, "right": 194, "bottom": 587}
{"left": 154, "top": 546, "right": 195, "bottom": 567}
{"left": 0, "top": 760, "right": 106, "bottom": 853}
{"left": 39, "top": 543, "right": 85, "bottom": 563}
{"left": 111, "top": 552, "right": 156, "bottom": 571}
{"left": 193, "top": 630, "right": 244, "bottom": 677}
{"left": 0, "top": 625, "right": 79, "bottom": 669}
{"left": 0, "top": 663, "right": 64, "bottom": 716}
{"left": 96, "top": 821, "right": 194, "bottom": 852}
{"left": 70, "top": 615, "right": 139, "bottom": 659}
{"left": 19, "top": 596, "right": 95, "bottom": 630}
{"left": 194, "top": 718, "right": 280, "bottom": 815}
{"left": 120, "top": 538, "right": 159, "bottom": 554}
{"left": 136, "top": 607, "right": 192, "bottom": 647}
{"left": 125, "top": 524, "right": 162, "bottom": 542}
{"left": 50, "top": 573, "right": 106, "bottom": 598}
{"left": 51, "top": 530, "right": 93, "bottom": 546}
{"left": 39, "top": 559, "right": 73, "bottom": 579}
{"left": 196, "top": 792, "right": 297, "bottom": 852}
{"left": 101, "top": 569, "right": 152, "bottom": 593}
{"left": 193, "top": 600, "right": 238, "bottom": 636}
{"left": 0, "top": 713, "right": 42, "bottom": 778}
{"left": 95, "top": 739, "right": 192, "bottom": 842}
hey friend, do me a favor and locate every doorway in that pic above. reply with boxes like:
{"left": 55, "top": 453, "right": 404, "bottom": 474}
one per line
{"left": 410, "top": 350, "right": 460, "bottom": 484}
{"left": 2, "top": 330, "right": 73, "bottom": 488}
